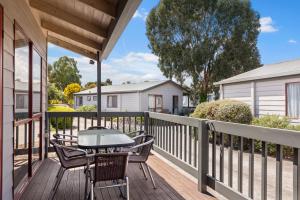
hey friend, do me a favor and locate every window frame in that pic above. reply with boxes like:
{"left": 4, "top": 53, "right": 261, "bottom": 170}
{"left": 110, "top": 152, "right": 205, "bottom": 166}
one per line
{"left": 285, "top": 82, "right": 300, "bottom": 119}
{"left": 148, "top": 94, "right": 163, "bottom": 112}
{"left": 107, "top": 95, "right": 118, "bottom": 108}
{"left": 93, "top": 96, "right": 97, "bottom": 101}
{"left": 87, "top": 95, "right": 91, "bottom": 101}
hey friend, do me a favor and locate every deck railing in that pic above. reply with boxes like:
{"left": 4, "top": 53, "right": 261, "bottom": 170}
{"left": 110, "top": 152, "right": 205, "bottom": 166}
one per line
{"left": 45, "top": 111, "right": 146, "bottom": 155}
{"left": 44, "top": 111, "right": 300, "bottom": 200}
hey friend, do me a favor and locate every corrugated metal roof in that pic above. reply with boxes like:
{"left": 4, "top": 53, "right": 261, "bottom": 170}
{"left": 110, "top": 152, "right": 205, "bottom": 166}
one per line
{"left": 214, "top": 58, "right": 300, "bottom": 85}
{"left": 75, "top": 80, "right": 180, "bottom": 95}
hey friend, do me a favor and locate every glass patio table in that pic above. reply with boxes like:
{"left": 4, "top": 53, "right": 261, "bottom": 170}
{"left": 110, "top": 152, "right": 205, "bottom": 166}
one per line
{"left": 77, "top": 129, "right": 135, "bottom": 150}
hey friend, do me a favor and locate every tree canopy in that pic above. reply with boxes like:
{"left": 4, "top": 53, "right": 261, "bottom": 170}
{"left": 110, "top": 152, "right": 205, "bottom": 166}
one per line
{"left": 63, "top": 83, "right": 81, "bottom": 105}
{"left": 48, "top": 56, "right": 82, "bottom": 90}
{"left": 146, "top": 0, "right": 261, "bottom": 103}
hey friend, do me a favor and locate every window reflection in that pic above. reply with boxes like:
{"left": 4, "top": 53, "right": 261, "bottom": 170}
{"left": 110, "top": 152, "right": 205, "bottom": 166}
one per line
{"left": 14, "top": 27, "right": 29, "bottom": 189}
{"left": 32, "top": 49, "right": 41, "bottom": 164}
{"left": 33, "top": 49, "right": 41, "bottom": 113}
{"left": 15, "top": 29, "right": 29, "bottom": 117}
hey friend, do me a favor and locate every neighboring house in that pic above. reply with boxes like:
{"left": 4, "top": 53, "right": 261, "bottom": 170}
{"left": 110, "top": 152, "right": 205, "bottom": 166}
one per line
{"left": 214, "top": 59, "right": 300, "bottom": 123}
{"left": 15, "top": 80, "right": 41, "bottom": 114}
{"left": 74, "top": 80, "right": 184, "bottom": 114}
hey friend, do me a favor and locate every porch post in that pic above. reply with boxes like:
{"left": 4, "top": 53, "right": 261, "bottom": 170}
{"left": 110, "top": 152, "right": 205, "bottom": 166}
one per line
{"left": 97, "top": 51, "right": 101, "bottom": 126}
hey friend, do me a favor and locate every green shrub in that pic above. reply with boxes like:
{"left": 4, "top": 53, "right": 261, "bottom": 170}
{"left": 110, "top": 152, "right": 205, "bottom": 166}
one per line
{"left": 191, "top": 100, "right": 252, "bottom": 124}
{"left": 48, "top": 105, "right": 74, "bottom": 129}
{"left": 76, "top": 105, "right": 96, "bottom": 112}
{"left": 251, "top": 115, "right": 297, "bottom": 157}
{"left": 49, "top": 99, "right": 63, "bottom": 104}
{"left": 252, "top": 115, "right": 290, "bottom": 129}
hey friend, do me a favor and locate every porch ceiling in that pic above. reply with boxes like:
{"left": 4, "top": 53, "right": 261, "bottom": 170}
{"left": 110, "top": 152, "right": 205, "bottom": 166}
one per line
{"left": 28, "top": 0, "right": 140, "bottom": 60}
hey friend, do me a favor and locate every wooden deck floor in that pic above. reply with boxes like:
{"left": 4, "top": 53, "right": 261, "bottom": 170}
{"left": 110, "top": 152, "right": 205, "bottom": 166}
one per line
{"left": 20, "top": 155, "right": 215, "bottom": 200}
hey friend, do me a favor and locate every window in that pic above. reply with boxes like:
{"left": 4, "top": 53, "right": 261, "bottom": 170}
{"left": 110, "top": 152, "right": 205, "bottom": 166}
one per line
{"left": 107, "top": 95, "right": 117, "bottom": 108}
{"left": 148, "top": 95, "right": 163, "bottom": 112}
{"left": 14, "top": 23, "right": 43, "bottom": 188}
{"left": 16, "top": 94, "right": 28, "bottom": 109}
{"left": 77, "top": 96, "right": 83, "bottom": 106}
{"left": 87, "top": 96, "right": 91, "bottom": 101}
{"left": 93, "top": 96, "right": 97, "bottom": 101}
{"left": 287, "top": 83, "right": 300, "bottom": 118}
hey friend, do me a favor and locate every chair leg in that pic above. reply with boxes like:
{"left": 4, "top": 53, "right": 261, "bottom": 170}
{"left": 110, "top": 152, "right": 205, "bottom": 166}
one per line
{"left": 84, "top": 171, "right": 89, "bottom": 200}
{"left": 126, "top": 177, "right": 130, "bottom": 200}
{"left": 56, "top": 166, "right": 63, "bottom": 178}
{"left": 90, "top": 180, "right": 94, "bottom": 200}
{"left": 145, "top": 163, "right": 156, "bottom": 189}
{"left": 49, "top": 168, "right": 66, "bottom": 200}
{"left": 140, "top": 163, "right": 147, "bottom": 180}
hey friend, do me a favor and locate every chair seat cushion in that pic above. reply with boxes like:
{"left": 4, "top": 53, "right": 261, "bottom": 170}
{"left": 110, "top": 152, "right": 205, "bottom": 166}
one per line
{"left": 128, "top": 154, "right": 145, "bottom": 163}
{"left": 62, "top": 148, "right": 86, "bottom": 158}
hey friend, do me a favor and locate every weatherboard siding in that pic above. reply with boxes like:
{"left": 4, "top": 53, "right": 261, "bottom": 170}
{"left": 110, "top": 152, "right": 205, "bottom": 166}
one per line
{"left": 140, "top": 82, "right": 183, "bottom": 113}
{"left": 222, "top": 75, "right": 300, "bottom": 123}
{"left": 223, "top": 82, "right": 253, "bottom": 111}
{"left": 75, "top": 82, "right": 183, "bottom": 113}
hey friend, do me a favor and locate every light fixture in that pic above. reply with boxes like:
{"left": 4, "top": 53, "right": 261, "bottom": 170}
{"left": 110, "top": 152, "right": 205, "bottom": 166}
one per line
{"left": 89, "top": 60, "right": 95, "bottom": 65}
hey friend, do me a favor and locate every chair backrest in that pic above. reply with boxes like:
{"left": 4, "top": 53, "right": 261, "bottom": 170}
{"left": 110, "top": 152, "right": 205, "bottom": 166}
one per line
{"left": 50, "top": 139, "right": 68, "bottom": 168}
{"left": 87, "top": 126, "right": 107, "bottom": 130}
{"left": 138, "top": 135, "right": 154, "bottom": 161}
{"left": 94, "top": 152, "right": 129, "bottom": 182}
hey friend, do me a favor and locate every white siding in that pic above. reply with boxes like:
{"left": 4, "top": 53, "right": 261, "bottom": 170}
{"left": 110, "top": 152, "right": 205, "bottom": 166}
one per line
{"left": 255, "top": 76, "right": 300, "bottom": 117}
{"left": 74, "top": 93, "right": 140, "bottom": 112}
{"left": 140, "top": 82, "right": 183, "bottom": 113}
{"left": 2, "top": 13, "right": 15, "bottom": 200}
{"left": 74, "top": 82, "right": 183, "bottom": 113}
{"left": 221, "top": 75, "right": 300, "bottom": 123}
{"left": 223, "top": 83, "right": 252, "bottom": 110}
{"left": 119, "top": 93, "right": 140, "bottom": 112}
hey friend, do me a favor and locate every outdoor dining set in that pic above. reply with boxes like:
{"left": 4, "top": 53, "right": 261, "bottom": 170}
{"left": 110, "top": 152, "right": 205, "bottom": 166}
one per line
{"left": 49, "top": 126, "right": 156, "bottom": 200}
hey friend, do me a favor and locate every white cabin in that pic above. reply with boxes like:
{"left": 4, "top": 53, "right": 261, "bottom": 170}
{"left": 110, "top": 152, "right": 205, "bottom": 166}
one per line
{"left": 74, "top": 80, "right": 184, "bottom": 114}
{"left": 215, "top": 59, "right": 300, "bottom": 123}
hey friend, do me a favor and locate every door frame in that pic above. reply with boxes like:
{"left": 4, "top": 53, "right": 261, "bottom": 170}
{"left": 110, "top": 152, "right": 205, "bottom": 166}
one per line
{"left": 172, "top": 95, "right": 179, "bottom": 113}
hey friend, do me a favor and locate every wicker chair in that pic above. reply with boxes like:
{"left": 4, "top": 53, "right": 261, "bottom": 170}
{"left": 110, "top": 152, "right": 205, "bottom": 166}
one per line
{"left": 49, "top": 139, "right": 89, "bottom": 200}
{"left": 87, "top": 126, "right": 107, "bottom": 130}
{"left": 87, "top": 152, "right": 129, "bottom": 200}
{"left": 52, "top": 134, "right": 86, "bottom": 158}
{"left": 128, "top": 135, "right": 156, "bottom": 189}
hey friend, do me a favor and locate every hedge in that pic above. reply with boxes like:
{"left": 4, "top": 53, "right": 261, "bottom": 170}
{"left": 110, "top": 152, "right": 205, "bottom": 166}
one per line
{"left": 191, "top": 100, "right": 252, "bottom": 124}
{"left": 48, "top": 105, "right": 74, "bottom": 129}
{"left": 252, "top": 115, "right": 300, "bottom": 157}
{"left": 76, "top": 105, "right": 97, "bottom": 112}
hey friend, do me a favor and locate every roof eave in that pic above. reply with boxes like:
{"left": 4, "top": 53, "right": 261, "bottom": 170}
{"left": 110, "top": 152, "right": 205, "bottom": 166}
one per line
{"left": 100, "top": 0, "right": 141, "bottom": 60}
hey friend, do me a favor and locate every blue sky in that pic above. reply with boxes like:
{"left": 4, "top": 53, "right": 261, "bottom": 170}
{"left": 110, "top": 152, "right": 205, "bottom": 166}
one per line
{"left": 48, "top": 0, "right": 300, "bottom": 85}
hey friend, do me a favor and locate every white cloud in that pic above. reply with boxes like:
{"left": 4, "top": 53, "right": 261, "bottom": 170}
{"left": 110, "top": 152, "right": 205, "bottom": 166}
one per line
{"left": 133, "top": 9, "right": 148, "bottom": 21}
{"left": 48, "top": 52, "right": 165, "bottom": 85}
{"left": 288, "top": 39, "right": 297, "bottom": 44}
{"left": 259, "top": 17, "right": 278, "bottom": 33}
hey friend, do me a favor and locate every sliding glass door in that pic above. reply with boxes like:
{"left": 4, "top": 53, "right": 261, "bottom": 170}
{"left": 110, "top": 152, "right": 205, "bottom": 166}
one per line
{"left": 13, "top": 23, "right": 42, "bottom": 188}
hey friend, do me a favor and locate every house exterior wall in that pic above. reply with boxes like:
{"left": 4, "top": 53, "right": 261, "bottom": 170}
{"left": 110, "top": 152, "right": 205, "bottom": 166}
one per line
{"left": 74, "top": 82, "right": 183, "bottom": 113}
{"left": 0, "top": 0, "right": 47, "bottom": 199}
{"left": 222, "top": 82, "right": 253, "bottom": 112}
{"left": 74, "top": 92, "right": 141, "bottom": 112}
{"left": 140, "top": 82, "right": 183, "bottom": 113}
{"left": 220, "top": 75, "right": 300, "bottom": 123}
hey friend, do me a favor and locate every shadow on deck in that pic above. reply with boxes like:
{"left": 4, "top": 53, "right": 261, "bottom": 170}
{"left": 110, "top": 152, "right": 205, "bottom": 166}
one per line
{"left": 20, "top": 155, "right": 215, "bottom": 200}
